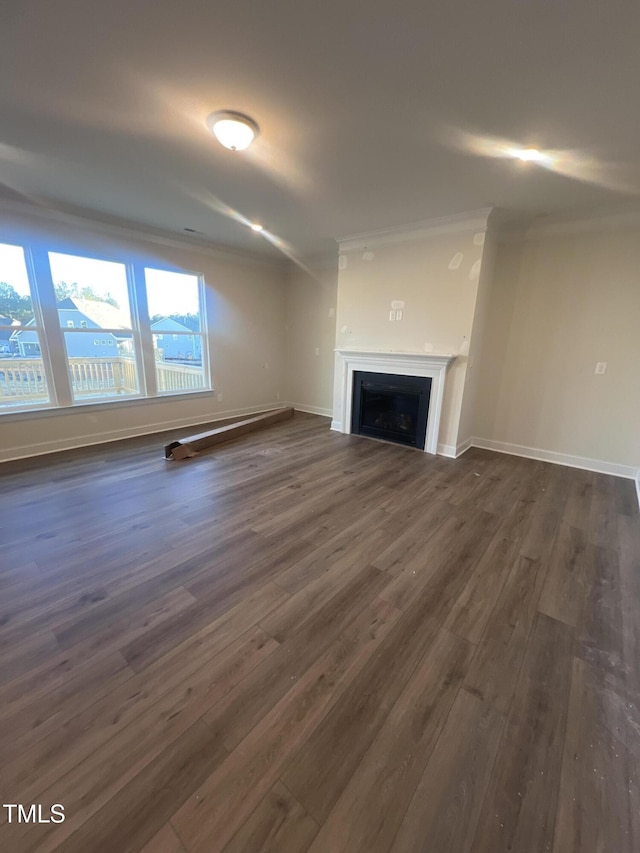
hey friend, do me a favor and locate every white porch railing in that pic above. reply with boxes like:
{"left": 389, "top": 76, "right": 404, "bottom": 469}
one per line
{"left": 0, "top": 358, "right": 48, "bottom": 403}
{"left": 0, "top": 357, "right": 205, "bottom": 404}
{"left": 156, "top": 360, "right": 205, "bottom": 392}
{"left": 68, "top": 357, "right": 137, "bottom": 396}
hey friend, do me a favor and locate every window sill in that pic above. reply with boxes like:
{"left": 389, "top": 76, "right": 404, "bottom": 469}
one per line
{"left": 0, "top": 388, "right": 216, "bottom": 422}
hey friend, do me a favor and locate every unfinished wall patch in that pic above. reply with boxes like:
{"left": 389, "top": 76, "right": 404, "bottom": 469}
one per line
{"left": 423, "top": 342, "right": 434, "bottom": 353}
{"left": 362, "top": 250, "right": 375, "bottom": 261}
{"left": 328, "top": 307, "right": 335, "bottom": 318}
{"left": 340, "top": 324, "right": 349, "bottom": 334}
{"left": 448, "top": 252, "right": 463, "bottom": 270}
{"left": 469, "top": 259, "right": 481, "bottom": 279}
{"left": 473, "top": 232, "right": 486, "bottom": 246}
{"left": 338, "top": 255, "right": 348, "bottom": 270}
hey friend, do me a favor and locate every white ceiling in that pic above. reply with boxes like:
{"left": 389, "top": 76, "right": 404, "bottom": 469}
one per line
{"left": 2, "top": 0, "right": 640, "bottom": 259}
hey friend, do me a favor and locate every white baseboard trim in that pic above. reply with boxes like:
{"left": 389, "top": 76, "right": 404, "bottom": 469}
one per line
{"left": 455, "top": 437, "right": 473, "bottom": 458}
{"left": 330, "top": 420, "right": 342, "bottom": 432}
{"left": 0, "top": 402, "right": 286, "bottom": 464}
{"left": 437, "top": 443, "right": 457, "bottom": 458}
{"left": 471, "top": 437, "right": 637, "bottom": 480}
{"left": 635, "top": 469, "right": 640, "bottom": 511}
{"left": 287, "top": 403, "right": 333, "bottom": 418}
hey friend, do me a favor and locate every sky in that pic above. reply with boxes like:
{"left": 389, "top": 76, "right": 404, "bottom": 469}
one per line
{"left": 1, "top": 242, "right": 201, "bottom": 319}
{"left": 0, "top": 242, "right": 31, "bottom": 295}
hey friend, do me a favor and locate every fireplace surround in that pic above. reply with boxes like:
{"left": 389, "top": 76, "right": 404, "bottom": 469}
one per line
{"left": 333, "top": 349, "right": 456, "bottom": 455}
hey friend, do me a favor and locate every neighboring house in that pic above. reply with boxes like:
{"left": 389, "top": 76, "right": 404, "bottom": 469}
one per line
{"left": 10, "top": 297, "right": 129, "bottom": 358}
{"left": 151, "top": 317, "right": 201, "bottom": 362}
{"left": 0, "top": 314, "right": 15, "bottom": 353}
{"left": 8, "top": 325, "right": 42, "bottom": 357}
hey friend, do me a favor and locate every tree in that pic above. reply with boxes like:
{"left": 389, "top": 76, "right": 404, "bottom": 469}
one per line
{"left": 0, "top": 282, "right": 33, "bottom": 323}
{"left": 54, "top": 281, "right": 119, "bottom": 308}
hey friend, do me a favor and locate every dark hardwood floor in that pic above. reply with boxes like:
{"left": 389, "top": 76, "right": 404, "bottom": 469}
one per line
{"left": 0, "top": 412, "right": 638, "bottom": 852}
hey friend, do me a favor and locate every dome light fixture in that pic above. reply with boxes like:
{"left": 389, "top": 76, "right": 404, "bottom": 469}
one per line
{"left": 250, "top": 223, "right": 263, "bottom": 232}
{"left": 206, "top": 110, "right": 259, "bottom": 151}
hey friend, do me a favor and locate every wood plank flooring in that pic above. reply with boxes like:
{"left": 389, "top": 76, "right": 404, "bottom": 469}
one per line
{"left": 0, "top": 412, "right": 638, "bottom": 852}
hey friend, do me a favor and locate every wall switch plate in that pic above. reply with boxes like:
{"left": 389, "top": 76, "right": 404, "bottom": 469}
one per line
{"left": 389, "top": 310, "right": 396, "bottom": 321}
{"left": 314, "top": 347, "right": 320, "bottom": 356}
{"left": 396, "top": 309, "right": 403, "bottom": 321}
{"left": 595, "top": 362, "right": 607, "bottom": 374}
{"left": 217, "top": 393, "right": 223, "bottom": 401}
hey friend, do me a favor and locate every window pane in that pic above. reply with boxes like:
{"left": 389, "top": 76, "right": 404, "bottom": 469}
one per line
{"left": 154, "top": 334, "right": 205, "bottom": 393}
{"left": 145, "top": 268, "right": 202, "bottom": 332}
{"left": 65, "top": 332, "right": 139, "bottom": 400}
{"left": 48, "top": 253, "right": 132, "bottom": 327}
{"left": 0, "top": 243, "right": 35, "bottom": 325}
{"left": 0, "top": 332, "right": 49, "bottom": 408}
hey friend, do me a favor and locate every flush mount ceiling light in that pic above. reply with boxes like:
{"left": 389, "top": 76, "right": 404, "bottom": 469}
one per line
{"left": 250, "top": 223, "right": 263, "bottom": 232}
{"left": 206, "top": 110, "right": 259, "bottom": 151}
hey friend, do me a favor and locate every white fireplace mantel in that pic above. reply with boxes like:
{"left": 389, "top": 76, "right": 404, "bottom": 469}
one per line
{"left": 332, "top": 349, "right": 457, "bottom": 455}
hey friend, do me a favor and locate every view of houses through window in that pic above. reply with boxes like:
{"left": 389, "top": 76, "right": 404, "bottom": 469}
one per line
{"left": 0, "top": 242, "right": 50, "bottom": 407}
{"left": 0, "top": 241, "right": 209, "bottom": 411}
{"left": 145, "top": 267, "right": 207, "bottom": 393}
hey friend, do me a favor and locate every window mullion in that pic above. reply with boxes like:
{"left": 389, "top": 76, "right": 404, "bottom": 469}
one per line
{"left": 130, "top": 262, "right": 157, "bottom": 397}
{"left": 199, "top": 277, "right": 211, "bottom": 391}
{"left": 28, "top": 245, "right": 73, "bottom": 407}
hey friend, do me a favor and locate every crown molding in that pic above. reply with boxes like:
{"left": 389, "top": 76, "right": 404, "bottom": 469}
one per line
{"left": 0, "top": 198, "right": 287, "bottom": 271}
{"left": 336, "top": 208, "right": 493, "bottom": 252}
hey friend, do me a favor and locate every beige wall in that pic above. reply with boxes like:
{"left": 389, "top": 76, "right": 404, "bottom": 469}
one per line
{"left": 0, "top": 207, "right": 287, "bottom": 461}
{"left": 285, "top": 258, "right": 338, "bottom": 415}
{"left": 473, "top": 224, "right": 640, "bottom": 470}
{"left": 4, "top": 205, "right": 638, "bottom": 476}
{"left": 457, "top": 228, "right": 498, "bottom": 446}
{"left": 334, "top": 228, "right": 486, "bottom": 450}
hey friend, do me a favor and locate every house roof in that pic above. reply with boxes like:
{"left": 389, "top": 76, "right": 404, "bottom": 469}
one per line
{"left": 151, "top": 317, "right": 196, "bottom": 333}
{"left": 57, "top": 298, "right": 130, "bottom": 329}
{"left": 2, "top": 2, "right": 640, "bottom": 257}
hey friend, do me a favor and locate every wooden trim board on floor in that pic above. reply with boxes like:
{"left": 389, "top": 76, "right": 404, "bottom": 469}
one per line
{"left": 164, "top": 407, "right": 294, "bottom": 460}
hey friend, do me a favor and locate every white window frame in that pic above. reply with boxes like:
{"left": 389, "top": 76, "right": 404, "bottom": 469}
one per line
{"left": 0, "top": 241, "right": 212, "bottom": 415}
{"left": 0, "top": 242, "right": 58, "bottom": 410}
{"left": 144, "top": 266, "right": 210, "bottom": 398}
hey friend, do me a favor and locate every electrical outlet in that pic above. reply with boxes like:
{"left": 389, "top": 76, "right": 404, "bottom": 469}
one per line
{"left": 595, "top": 362, "right": 607, "bottom": 375}
{"left": 314, "top": 347, "right": 320, "bottom": 356}
{"left": 217, "top": 393, "right": 223, "bottom": 401}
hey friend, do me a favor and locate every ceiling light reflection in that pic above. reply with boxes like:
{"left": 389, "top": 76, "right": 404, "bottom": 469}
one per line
{"left": 437, "top": 126, "right": 640, "bottom": 193}
{"left": 507, "top": 148, "right": 553, "bottom": 165}
{"left": 176, "top": 186, "right": 320, "bottom": 280}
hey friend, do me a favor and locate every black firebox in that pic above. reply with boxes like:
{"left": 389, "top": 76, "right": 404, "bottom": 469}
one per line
{"left": 351, "top": 371, "right": 431, "bottom": 449}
